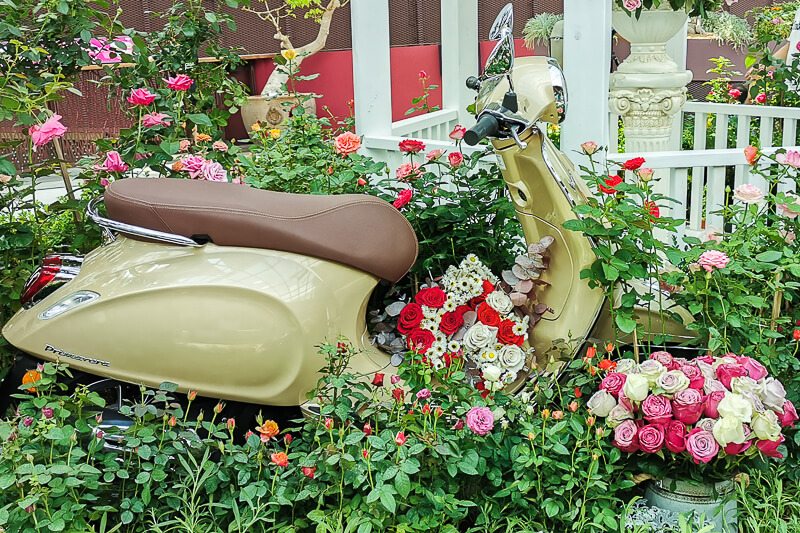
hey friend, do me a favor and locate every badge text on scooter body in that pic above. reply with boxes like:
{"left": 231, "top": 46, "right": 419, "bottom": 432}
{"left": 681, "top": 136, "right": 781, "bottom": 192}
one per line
{"left": 45, "top": 344, "right": 110, "bottom": 367}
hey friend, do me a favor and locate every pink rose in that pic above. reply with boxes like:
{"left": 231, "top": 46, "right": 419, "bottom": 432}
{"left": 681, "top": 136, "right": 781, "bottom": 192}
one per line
{"left": 212, "top": 141, "right": 228, "bottom": 152}
{"left": 755, "top": 93, "right": 767, "bottom": 104}
{"left": 465, "top": 406, "right": 494, "bottom": 436}
{"left": 642, "top": 395, "right": 673, "bottom": 425}
{"left": 163, "top": 74, "right": 193, "bottom": 91}
{"left": 724, "top": 424, "right": 752, "bottom": 455}
{"left": 756, "top": 434, "right": 785, "bottom": 458}
{"left": 776, "top": 150, "right": 800, "bottom": 169}
{"left": 141, "top": 112, "right": 171, "bottom": 128}
{"left": 672, "top": 388, "right": 706, "bottom": 425}
{"left": 334, "top": 132, "right": 362, "bottom": 155}
{"left": 716, "top": 363, "right": 747, "bottom": 389}
{"left": 200, "top": 160, "right": 227, "bottom": 182}
{"left": 704, "top": 390, "right": 727, "bottom": 419}
{"left": 418, "top": 69, "right": 428, "bottom": 80}
{"left": 733, "top": 356, "right": 768, "bottom": 381}
{"left": 448, "top": 152, "right": 464, "bottom": 168}
{"left": 581, "top": 141, "right": 598, "bottom": 155}
{"left": 613, "top": 419, "right": 639, "bottom": 452}
{"left": 744, "top": 145, "right": 760, "bottom": 166}
{"left": 622, "top": 0, "right": 642, "bottom": 11}
{"left": 650, "top": 351, "right": 676, "bottom": 370}
{"left": 728, "top": 88, "right": 742, "bottom": 98}
{"left": 393, "top": 189, "right": 413, "bottom": 209}
{"left": 179, "top": 140, "right": 191, "bottom": 152}
{"left": 426, "top": 149, "right": 444, "bottom": 161}
{"left": 698, "top": 250, "right": 730, "bottom": 272}
{"left": 180, "top": 155, "right": 206, "bottom": 179}
{"left": 95, "top": 150, "right": 129, "bottom": 172}
{"left": 449, "top": 125, "right": 466, "bottom": 141}
{"left": 695, "top": 355, "right": 715, "bottom": 365}
{"left": 638, "top": 424, "right": 665, "bottom": 453}
{"left": 733, "top": 183, "right": 764, "bottom": 204}
{"left": 396, "top": 162, "right": 421, "bottom": 181}
{"left": 127, "top": 88, "right": 157, "bottom": 106}
{"left": 779, "top": 400, "right": 798, "bottom": 428}
{"left": 685, "top": 428, "right": 719, "bottom": 464}
{"left": 679, "top": 365, "right": 705, "bottom": 390}
{"left": 777, "top": 192, "right": 800, "bottom": 219}
{"left": 600, "top": 372, "right": 627, "bottom": 397}
{"left": 665, "top": 420, "right": 687, "bottom": 453}
{"left": 28, "top": 114, "right": 67, "bottom": 151}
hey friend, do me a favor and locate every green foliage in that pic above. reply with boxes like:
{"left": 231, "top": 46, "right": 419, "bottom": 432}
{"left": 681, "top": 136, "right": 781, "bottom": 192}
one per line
{"left": 702, "top": 11, "right": 753, "bottom": 49}
{"left": 616, "top": 0, "right": 722, "bottom": 19}
{"left": 703, "top": 57, "right": 744, "bottom": 104}
{"left": 748, "top": 2, "right": 799, "bottom": 47}
{"left": 522, "top": 13, "right": 563, "bottom": 49}
{"left": 736, "top": 466, "right": 800, "bottom": 532}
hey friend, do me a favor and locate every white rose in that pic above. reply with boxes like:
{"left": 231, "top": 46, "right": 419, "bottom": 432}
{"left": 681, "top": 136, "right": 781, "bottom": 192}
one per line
{"left": 606, "top": 404, "right": 634, "bottom": 428}
{"left": 498, "top": 345, "right": 525, "bottom": 373}
{"left": 712, "top": 356, "right": 737, "bottom": 369}
{"left": 712, "top": 416, "right": 747, "bottom": 447}
{"left": 731, "top": 376, "right": 762, "bottom": 397}
{"left": 623, "top": 373, "right": 650, "bottom": 402}
{"left": 703, "top": 379, "right": 727, "bottom": 394}
{"left": 751, "top": 410, "right": 782, "bottom": 441}
{"left": 587, "top": 390, "right": 617, "bottom": 418}
{"left": 482, "top": 364, "right": 503, "bottom": 382}
{"left": 485, "top": 291, "right": 514, "bottom": 315}
{"left": 740, "top": 391, "right": 765, "bottom": 413}
{"left": 615, "top": 359, "right": 637, "bottom": 374}
{"left": 717, "top": 392, "right": 753, "bottom": 424}
{"left": 696, "top": 361, "right": 716, "bottom": 384}
{"left": 656, "top": 370, "right": 690, "bottom": 396}
{"left": 463, "top": 324, "right": 497, "bottom": 352}
{"left": 638, "top": 360, "right": 666, "bottom": 385}
{"left": 759, "top": 377, "right": 787, "bottom": 411}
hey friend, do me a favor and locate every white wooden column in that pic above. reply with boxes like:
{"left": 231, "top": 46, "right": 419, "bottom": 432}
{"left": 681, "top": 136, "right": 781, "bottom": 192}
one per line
{"left": 666, "top": 20, "right": 689, "bottom": 150}
{"left": 441, "top": 0, "right": 478, "bottom": 127}
{"left": 351, "top": 0, "right": 392, "bottom": 142}
{"left": 561, "top": 0, "right": 612, "bottom": 166}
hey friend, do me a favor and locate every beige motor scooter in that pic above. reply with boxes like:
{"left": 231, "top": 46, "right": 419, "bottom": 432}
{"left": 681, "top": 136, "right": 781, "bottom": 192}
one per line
{"left": 1, "top": 4, "right": 693, "bottom": 419}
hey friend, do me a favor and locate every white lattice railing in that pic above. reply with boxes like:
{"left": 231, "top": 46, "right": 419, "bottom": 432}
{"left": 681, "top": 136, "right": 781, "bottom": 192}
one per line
{"left": 608, "top": 101, "right": 800, "bottom": 239}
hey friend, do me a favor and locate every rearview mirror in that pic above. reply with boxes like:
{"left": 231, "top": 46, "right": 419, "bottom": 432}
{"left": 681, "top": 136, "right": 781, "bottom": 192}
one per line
{"left": 489, "top": 3, "right": 513, "bottom": 40}
{"left": 483, "top": 33, "right": 514, "bottom": 79}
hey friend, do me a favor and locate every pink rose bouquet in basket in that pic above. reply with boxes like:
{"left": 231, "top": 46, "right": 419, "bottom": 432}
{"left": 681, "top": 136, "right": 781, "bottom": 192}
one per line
{"left": 587, "top": 350, "right": 796, "bottom": 479}
{"left": 395, "top": 255, "right": 534, "bottom": 393}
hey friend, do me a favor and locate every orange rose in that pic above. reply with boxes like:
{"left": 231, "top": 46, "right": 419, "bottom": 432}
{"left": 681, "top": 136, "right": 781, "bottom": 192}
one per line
{"left": 333, "top": 132, "right": 362, "bottom": 155}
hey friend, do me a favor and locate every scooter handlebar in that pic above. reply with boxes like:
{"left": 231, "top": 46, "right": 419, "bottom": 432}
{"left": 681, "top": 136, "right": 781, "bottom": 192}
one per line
{"left": 464, "top": 114, "right": 500, "bottom": 146}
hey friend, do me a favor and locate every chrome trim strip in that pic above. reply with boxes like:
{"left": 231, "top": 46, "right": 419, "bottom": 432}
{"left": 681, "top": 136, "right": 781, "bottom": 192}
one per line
{"left": 540, "top": 141, "right": 578, "bottom": 208}
{"left": 86, "top": 196, "right": 202, "bottom": 247}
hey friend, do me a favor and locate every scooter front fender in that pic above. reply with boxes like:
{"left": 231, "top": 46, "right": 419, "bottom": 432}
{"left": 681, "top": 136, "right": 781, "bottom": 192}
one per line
{"left": 2, "top": 237, "right": 390, "bottom": 405}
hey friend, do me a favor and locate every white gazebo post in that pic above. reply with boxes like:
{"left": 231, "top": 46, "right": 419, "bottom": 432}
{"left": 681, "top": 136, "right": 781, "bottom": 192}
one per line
{"left": 441, "top": 0, "right": 478, "bottom": 128}
{"left": 351, "top": 0, "right": 391, "bottom": 159}
{"left": 561, "top": 0, "right": 612, "bottom": 166}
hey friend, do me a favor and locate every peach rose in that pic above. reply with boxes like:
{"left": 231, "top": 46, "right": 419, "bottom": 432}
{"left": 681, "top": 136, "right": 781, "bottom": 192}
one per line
{"left": 334, "top": 132, "right": 361, "bottom": 155}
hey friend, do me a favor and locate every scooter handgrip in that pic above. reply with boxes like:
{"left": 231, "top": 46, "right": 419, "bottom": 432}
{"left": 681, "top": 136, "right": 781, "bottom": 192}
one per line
{"left": 464, "top": 114, "right": 499, "bottom": 146}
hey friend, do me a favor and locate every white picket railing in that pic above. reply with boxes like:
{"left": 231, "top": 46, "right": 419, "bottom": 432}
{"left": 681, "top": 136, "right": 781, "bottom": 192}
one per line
{"left": 607, "top": 101, "right": 800, "bottom": 240}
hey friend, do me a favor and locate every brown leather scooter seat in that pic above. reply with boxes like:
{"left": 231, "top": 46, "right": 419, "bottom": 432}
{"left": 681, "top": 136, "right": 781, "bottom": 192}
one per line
{"left": 104, "top": 178, "right": 418, "bottom": 283}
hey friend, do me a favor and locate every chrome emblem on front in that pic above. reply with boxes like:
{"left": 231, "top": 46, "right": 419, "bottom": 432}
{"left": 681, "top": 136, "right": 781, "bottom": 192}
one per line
{"left": 45, "top": 344, "right": 110, "bottom": 367}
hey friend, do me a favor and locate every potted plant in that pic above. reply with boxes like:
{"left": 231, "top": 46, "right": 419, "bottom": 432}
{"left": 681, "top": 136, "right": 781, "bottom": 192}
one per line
{"left": 240, "top": 0, "right": 346, "bottom": 130}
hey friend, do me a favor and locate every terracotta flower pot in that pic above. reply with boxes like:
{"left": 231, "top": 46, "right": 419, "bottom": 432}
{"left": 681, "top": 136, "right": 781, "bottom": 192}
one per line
{"left": 240, "top": 94, "right": 317, "bottom": 132}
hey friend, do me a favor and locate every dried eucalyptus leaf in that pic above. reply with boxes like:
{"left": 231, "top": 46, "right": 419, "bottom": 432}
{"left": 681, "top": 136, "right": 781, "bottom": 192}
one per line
{"left": 510, "top": 291, "right": 527, "bottom": 306}
{"left": 390, "top": 338, "right": 406, "bottom": 349}
{"left": 540, "top": 235, "right": 555, "bottom": 247}
{"left": 376, "top": 333, "right": 386, "bottom": 345}
{"left": 502, "top": 270, "right": 520, "bottom": 286}
{"left": 499, "top": 280, "right": 512, "bottom": 292}
{"left": 374, "top": 322, "right": 392, "bottom": 333}
{"left": 534, "top": 303, "right": 548, "bottom": 314}
{"left": 512, "top": 264, "right": 528, "bottom": 279}
{"left": 385, "top": 301, "right": 407, "bottom": 317}
{"left": 528, "top": 243, "right": 545, "bottom": 255}
{"left": 528, "top": 257, "right": 545, "bottom": 270}
{"left": 452, "top": 327, "right": 467, "bottom": 341}
{"left": 526, "top": 289, "right": 538, "bottom": 300}
{"left": 526, "top": 270, "right": 541, "bottom": 280}
{"left": 516, "top": 255, "right": 535, "bottom": 269}
{"left": 463, "top": 311, "right": 477, "bottom": 327}
{"left": 515, "top": 280, "right": 533, "bottom": 293}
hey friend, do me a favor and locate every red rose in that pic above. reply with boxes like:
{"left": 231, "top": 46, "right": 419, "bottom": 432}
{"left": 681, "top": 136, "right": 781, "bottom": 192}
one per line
{"left": 439, "top": 311, "right": 465, "bottom": 335}
{"left": 406, "top": 328, "right": 436, "bottom": 353}
{"left": 455, "top": 305, "right": 472, "bottom": 316}
{"left": 497, "top": 320, "right": 524, "bottom": 346}
{"left": 779, "top": 400, "right": 798, "bottom": 428}
{"left": 622, "top": 157, "right": 645, "bottom": 171}
{"left": 481, "top": 280, "right": 495, "bottom": 295}
{"left": 664, "top": 420, "right": 687, "bottom": 453}
{"left": 756, "top": 435, "right": 784, "bottom": 458}
{"left": 372, "top": 373, "right": 384, "bottom": 386}
{"left": 476, "top": 303, "right": 501, "bottom": 327}
{"left": 397, "top": 303, "right": 424, "bottom": 334}
{"left": 398, "top": 139, "right": 425, "bottom": 154}
{"left": 600, "top": 372, "right": 627, "bottom": 396}
{"left": 716, "top": 363, "right": 748, "bottom": 389}
{"left": 598, "top": 359, "right": 617, "bottom": 371}
{"left": 415, "top": 287, "right": 447, "bottom": 308}
{"left": 599, "top": 175, "right": 623, "bottom": 194}
{"left": 641, "top": 394, "right": 672, "bottom": 425}
{"left": 645, "top": 200, "right": 660, "bottom": 218}
{"left": 638, "top": 424, "right": 665, "bottom": 453}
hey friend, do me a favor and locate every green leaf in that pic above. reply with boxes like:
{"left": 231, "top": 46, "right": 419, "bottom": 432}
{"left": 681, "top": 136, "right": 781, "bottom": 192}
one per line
{"left": 379, "top": 490, "right": 396, "bottom": 514}
{"left": 186, "top": 113, "right": 213, "bottom": 127}
{"left": 755, "top": 250, "right": 782, "bottom": 263}
{"left": 615, "top": 314, "right": 638, "bottom": 334}
{"left": 394, "top": 471, "right": 411, "bottom": 498}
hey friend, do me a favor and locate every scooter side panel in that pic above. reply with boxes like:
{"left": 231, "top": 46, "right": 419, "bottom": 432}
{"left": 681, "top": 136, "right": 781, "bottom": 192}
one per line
{"left": 2, "top": 237, "right": 391, "bottom": 405}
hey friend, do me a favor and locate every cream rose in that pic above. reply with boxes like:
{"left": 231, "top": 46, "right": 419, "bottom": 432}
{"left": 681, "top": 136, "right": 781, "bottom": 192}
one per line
{"left": 712, "top": 416, "right": 747, "bottom": 447}
{"left": 485, "top": 291, "right": 514, "bottom": 315}
{"left": 717, "top": 392, "right": 753, "bottom": 424}
{"left": 751, "top": 410, "right": 782, "bottom": 441}
{"left": 606, "top": 404, "right": 634, "bottom": 428}
{"left": 638, "top": 360, "right": 666, "bottom": 385}
{"left": 498, "top": 345, "right": 525, "bottom": 373}
{"left": 587, "top": 390, "right": 617, "bottom": 418}
{"left": 623, "top": 373, "right": 650, "bottom": 402}
{"left": 615, "top": 359, "right": 638, "bottom": 374}
{"left": 656, "top": 370, "right": 690, "bottom": 396}
{"left": 731, "top": 376, "right": 762, "bottom": 397}
{"left": 463, "top": 324, "right": 497, "bottom": 352}
{"left": 759, "top": 377, "right": 787, "bottom": 411}
{"left": 482, "top": 364, "right": 503, "bottom": 382}
{"left": 733, "top": 183, "right": 764, "bottom": 204}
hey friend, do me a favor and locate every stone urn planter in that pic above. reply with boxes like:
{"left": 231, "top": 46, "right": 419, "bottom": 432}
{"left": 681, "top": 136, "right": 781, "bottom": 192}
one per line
{"left": 240, "top": 94, "right": 317, "bottom": 132}
{"left": 645, "top": 477, "right": 738, "bottom": 533}
{"left": 611, "top": 5, "right": 690, "bottom": 75}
